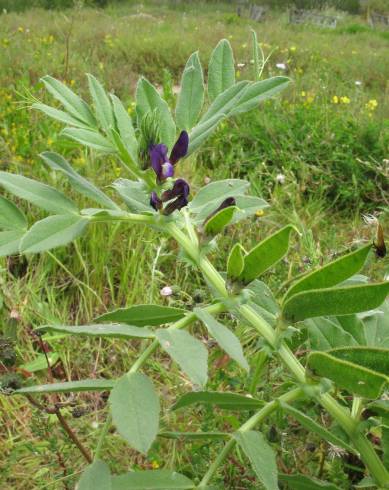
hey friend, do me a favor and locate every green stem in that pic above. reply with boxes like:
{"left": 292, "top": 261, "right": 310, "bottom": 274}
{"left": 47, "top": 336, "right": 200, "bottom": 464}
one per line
{"left": 248, "top": 350, "right": 268, "bottom": 396}
{"left": 93, "top": 301, "right": 225, "bottom": 460}
{"left": 198, "top": 388, "right": 303, "bottom": 488}
{"left": 93, "top": 414, "right": 112, "bottom": 462}
{"left": 351, "top": 396, "right": 364, "bottom": 420}
{"left": 168, "top": 226, "right": 389, "bottom": 486}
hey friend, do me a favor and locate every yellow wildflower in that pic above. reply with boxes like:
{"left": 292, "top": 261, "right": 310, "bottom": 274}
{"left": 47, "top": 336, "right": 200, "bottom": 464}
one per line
{"left": 332, "top": 96, "right": 339, "bottom": 104}
{"left": 340, "top": 96, "right": 350, "bottom": 104}
{"left": 365, "top": 99, "right": 378, "bottom": 111}
{"left": 290, "top": 46, "right": 297, "bottom": 52}
{"left": 18, "top": 26, "right": 24, "bottom": 33}
{"left": 151, "top": 461, "right": 160, "bottom": 469}
{"left": 255, "top": 209, "right": 265, "bottom": 218}
{"left": 301, "top": 91, "right": 306, "bottom": 97}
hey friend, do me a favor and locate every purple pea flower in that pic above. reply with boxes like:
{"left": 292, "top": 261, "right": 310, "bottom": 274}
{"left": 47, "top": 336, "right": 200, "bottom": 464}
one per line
{"left": 162, "top": 178, "right": 190, "bottom": 215}
{"left": 149, "top": 131, "right": 189, "bottom": 183}
{"left": 150, "top": 191, "right": 163, "bottom": 211}
{"left": 150, "top": 178, "right": 190, "bottom": 215}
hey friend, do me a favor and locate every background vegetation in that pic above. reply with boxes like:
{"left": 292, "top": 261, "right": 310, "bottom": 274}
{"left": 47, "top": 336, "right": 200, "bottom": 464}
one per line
{"left": 0, "top": 1, "right": 388, "bottom": 488}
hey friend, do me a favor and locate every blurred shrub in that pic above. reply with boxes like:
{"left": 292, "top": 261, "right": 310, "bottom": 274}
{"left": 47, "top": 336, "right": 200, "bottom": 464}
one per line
{"left": 0, "top": 0, "right": 109, "bottom": 11}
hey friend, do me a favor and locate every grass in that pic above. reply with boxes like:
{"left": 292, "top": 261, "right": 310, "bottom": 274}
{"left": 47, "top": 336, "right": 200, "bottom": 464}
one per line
{"left": 0, "top": 2, "right": 388, "bottom": 489}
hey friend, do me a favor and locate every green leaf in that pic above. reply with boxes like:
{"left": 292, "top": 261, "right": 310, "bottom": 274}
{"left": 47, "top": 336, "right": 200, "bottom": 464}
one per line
{"left": 20, "top": 214, "right": 89, "bottom": 253}
{"left": 306, "top": 317, "right": 358, "bottom": 351}
{"left": 189, "top": 179, "right": 249, "bottom": 221}
{"left": 20, "top": 352, "right": 59, "bottom": 373}
{"left": 111, "top": 470, "right": 195, "bottom": 490}
{"left": 280, "top": 403, "right": 354, "bottom": 453}
{"left": 159, "top": 431, "right": 229, "bottom": 441}
{"left": 279, "top": 474, "right": 341, "bottom": 490}
{"left": 0, "top": 230, "right": 25, "bottom": 257}
{"left": 208, "top": 39, "right": 235, "bottom": 102}
{"left": 239, "top": 225, "right": 295, "bottom": 284}
{"left": 33, "top": 103, "right": 91, "bottom": 129}
{"left": 246, "top": 280, "right": 280, "bottom": 326}
{"left": 234, "top": 430, "right": 278, "bottom": 490}
{"left": 155, "top": 329, "right": 208, "bottom": 387}
{"left": 111, "top": 94, "right": 138, "bottom": 164}
{"left": 284, "top": 245, "right": 371, "bottom": 302}
{"left": 307, "top": 350, "right": 388, "bottom": 398}
{"left": 230, "top": 195, "right": 268, "bottom": 224}
{"left": 78, "top": 460, "right": 112, "bottom": 490}
{"left": 109, "top": 372, "right": 159, "bottom": 454}
{"left": 230, "top": 76, "right": 290, "bottom": 116}
{"left": 328, "top": 346, "right": 389, "bottom": 377}
{"left": 37, "top": 323, "right": 154, "bottom": 339}
{"left": 87, "top": 73, "right": 115, "bottom": 133}
{"left": 187, "top": 112, "right": 225, "bottom": 155}
{"left": 366, "top": 400, "right": 389, "bottom": 417}
{"left": 360, "top": 300, "right": 389, "bottom": 347}
{"left": 199, "top": 81, "right": 249, "bottom": 124}
{"left": 111, "top": 179, "right": 152, "bottom": 214}
{"left": 61, "top": 127, "right": 114, "bottom": 153}
{"left": 204, "top": 205, "right": 237, "bottom": 235}
{"left": 0, "top": 195, "right": 27, "bottom": 231}
{"left": 176, "top": 51, "right": 204, "bottom": 130}
{"left": 40, "top": 151, "right": 119, "bottom": 210}
{"left": 335, "top": 315, "right": 367, "bottom": 346}
{"left": 136, "top": 77, "right": 176, "bottom": 149}
{"left": 14, "top": 379, "right": 115, "bottom": 394}
{"left": 41, "top": 75, "right": 96, "bottom": 127}
{"left": 194, "top": 308, "right": 249, "bottom": 371}
{"left": 172, "top": 391, "right": 263, "bottom": 411}
{"left": 282, "top": 282, "right": 389, "bottom": 323}
{"left": 227, "top": 243, "right": 245, "bottom": 280}
{"left": 188, "top": 82, "right": 249, "bottom": 154}
{"left": 383, "top": 420, "right": 389, "bottom": 469}
{"left": 0, "top": 172, "right": 77, "bottom": 214}
{"left": 97, "top": 305, "right": 186, "bottom": 326}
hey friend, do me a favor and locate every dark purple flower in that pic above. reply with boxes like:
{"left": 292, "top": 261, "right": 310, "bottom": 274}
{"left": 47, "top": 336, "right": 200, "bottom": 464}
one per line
{"left": 170, "top": 131, "right": 189, "bottom": 165}
{"left": 163, "top": 178, "right": 190, "bottom": 216}
{"left": 150, "top": 191, "right": 163, "bottom": 211}
{"left": 149, "top": 131, "right": 189, "bottom": 182}
{"left": 149, "top": 178, "right": 190, "bottom": 215}
{"left": 161, "top": 178, "right": 190, "bottom": 203}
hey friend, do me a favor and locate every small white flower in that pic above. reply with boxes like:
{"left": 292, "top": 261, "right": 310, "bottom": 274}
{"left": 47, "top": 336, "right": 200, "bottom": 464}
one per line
{"left": 355, "top": 80, "right": 362, "bottom": 86}
{"left": 237, "top": 63, "right": 245, "bottom": 68}
{"left": 276, "top": 63, "right": 286, "bottom": 70}
{"left": 362, "top": 214, "right": 378, "bottom": 226}
{"left": 328, "top": 444, "right": 347, "bottom": 460}
{"left": 160, "top": 286, "right": 173, "bottom": 297}
{"left": 91, "top": 421, "right": 99, "bottom": 430}
{"left": 276, "top": 173, "right": 286, "bottom": 184}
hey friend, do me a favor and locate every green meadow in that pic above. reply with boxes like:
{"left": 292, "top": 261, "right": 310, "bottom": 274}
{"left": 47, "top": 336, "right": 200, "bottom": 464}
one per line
{"left": 0, "top": 2, "right": 388, "bottom": 488}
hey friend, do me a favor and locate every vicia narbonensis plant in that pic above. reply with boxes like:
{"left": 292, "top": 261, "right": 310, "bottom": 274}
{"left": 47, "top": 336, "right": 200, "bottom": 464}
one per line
{"left": 1, "top": 33, "right": 389, "bottom": 489}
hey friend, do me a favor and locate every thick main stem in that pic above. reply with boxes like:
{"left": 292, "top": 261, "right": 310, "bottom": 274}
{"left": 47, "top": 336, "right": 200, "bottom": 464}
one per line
{"left": 167, "top": 223, "right": 389, "bottom": 486}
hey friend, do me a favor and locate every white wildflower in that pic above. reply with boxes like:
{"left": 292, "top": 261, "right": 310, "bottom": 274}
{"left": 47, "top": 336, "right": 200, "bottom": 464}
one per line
{"left": 160, "top": 286, "right": 173, "bottom": 297}
{"left": 276, "top": 173, "right": 286, "bottom": 184}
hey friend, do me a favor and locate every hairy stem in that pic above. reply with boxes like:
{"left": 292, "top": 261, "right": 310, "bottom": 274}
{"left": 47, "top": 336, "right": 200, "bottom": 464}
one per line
{"left": 168, "top": 224, "right": 389, "bottom": 486}
{"left": 93, "top": 301, "right": 225, "bottom": 459}
{"left": 198, "top": 388, "right": 303, "bottom": 487}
